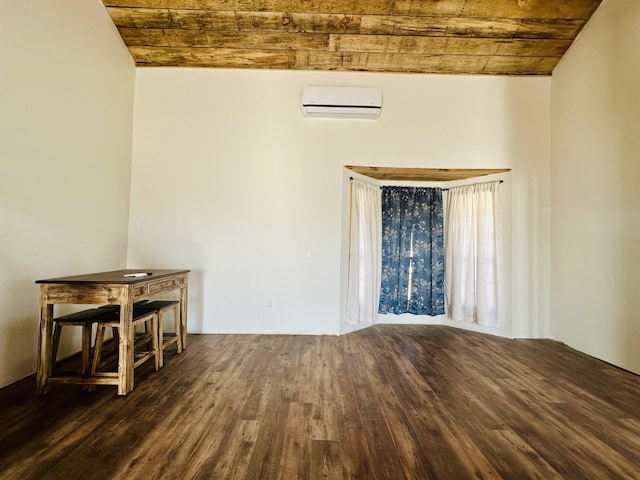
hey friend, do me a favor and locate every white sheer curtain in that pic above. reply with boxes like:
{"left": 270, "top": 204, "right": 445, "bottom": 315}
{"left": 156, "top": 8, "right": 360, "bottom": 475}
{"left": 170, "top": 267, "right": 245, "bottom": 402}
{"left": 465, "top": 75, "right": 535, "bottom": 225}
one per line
{"left": 445, "top": 181, "right": 502, "bottom": 327}
{"left": 346, "top": 179, "right": 382, "bottom": 325}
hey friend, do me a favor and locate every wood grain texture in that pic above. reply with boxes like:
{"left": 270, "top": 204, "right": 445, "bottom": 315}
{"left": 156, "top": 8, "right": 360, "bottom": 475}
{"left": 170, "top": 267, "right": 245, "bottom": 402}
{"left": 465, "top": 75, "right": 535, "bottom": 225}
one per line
{"left": 2, "top": 325, "right": 639, "bottom": 479}
{"left": 102, "top": 0, "right": 602, "bottom": 75}
{"left": 104, "top": 0, "right": 392, "bottom": 14}
{"left": 359, "top": 15, "right": 586, "bottom": 39}
{"left": 346, "top": 166, "right": 511, "bottom": 182}
{"left": 236, "top": 12, "right": 361, "bottom": 33}
{"left": 120, "top": 27, "right": 570, "bottom": 57}
{"left": 130, "top": 46, "right": 296, "bottom": 67}
{"left": 393, "top": 0, "right": 601, "bottom": 19}
{"left": 328, "top": 35, "right": 571, "bottom": 56}
{"left": 119, "top": 28, "right": 330, "bottom": 50}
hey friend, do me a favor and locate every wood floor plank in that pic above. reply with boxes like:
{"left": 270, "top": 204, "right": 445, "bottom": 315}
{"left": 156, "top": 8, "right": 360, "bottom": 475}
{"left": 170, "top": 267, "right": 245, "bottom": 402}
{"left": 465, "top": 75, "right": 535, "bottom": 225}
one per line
{"left": 311, "top": 440, "right": 342, "bottom": 480}
{"left": 361, "top": 417, "right": 408, "bottom": 480}
{"left": 276, "top": 402, "right": 312, "bottom": 480}
{"left": 210, "top": 419, "right": 261, "bottom": 480}
{"left": 334, "top": 353, "right": 377, "bottom": 479}
{"left": 243, "top": 380, "right": 291, "bottom": 479}
{"left": 481, "top": 428, "right": 564, "bottom": 479}
{"left": 0, "top": 326, "right": 639, "bottom": 480}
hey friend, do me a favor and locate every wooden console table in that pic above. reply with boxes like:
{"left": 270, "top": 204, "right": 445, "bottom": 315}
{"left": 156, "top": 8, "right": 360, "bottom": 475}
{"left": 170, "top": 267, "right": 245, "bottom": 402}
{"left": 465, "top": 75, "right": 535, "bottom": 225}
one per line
{"left": 36, "top": 269, "right": 189, "bottom": 396}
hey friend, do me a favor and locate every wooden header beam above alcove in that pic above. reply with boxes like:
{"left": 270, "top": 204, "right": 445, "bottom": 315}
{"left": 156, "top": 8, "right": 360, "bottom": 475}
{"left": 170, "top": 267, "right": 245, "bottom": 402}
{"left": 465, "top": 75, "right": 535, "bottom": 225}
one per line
{"left": 346, "top": 166, "right": 511, "bottom": 182}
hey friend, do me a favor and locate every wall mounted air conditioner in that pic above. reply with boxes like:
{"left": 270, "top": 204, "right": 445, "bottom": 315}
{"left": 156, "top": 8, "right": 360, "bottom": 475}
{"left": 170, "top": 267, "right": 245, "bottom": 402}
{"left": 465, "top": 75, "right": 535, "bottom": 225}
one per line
{"left": 301, "top": 86, "right": 382, "bottom": 119}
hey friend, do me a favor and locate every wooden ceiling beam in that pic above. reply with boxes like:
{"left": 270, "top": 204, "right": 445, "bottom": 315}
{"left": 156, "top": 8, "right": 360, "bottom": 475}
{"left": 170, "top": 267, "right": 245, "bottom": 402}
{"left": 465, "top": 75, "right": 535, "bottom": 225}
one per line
{"left": 104, "top": 0, "right": 600, "bottom": 19}
{"left": 104, "top": 0, "right": 394, "bottom": 14}
{"left": 131, "top": 46, "right": 560, "bottom": 75}
{"left": 109, "top": 8, "right": 364, "bottom": 33}
{"left": 236, "top": 12, "right": 361, "bottom": 33}
{"left": 392, "top": 0, "right": 601, "bottom": 20}
{"left": 119, "top": 28, "right": 330, "bottom": 50}
{"left": 130, "top": 46, "right": 296, "bottom": 68}
{"left": 360, "top": 16, "right": 586, "bottom": 39}
{"left": 104, "top": 0, "right": 238, "bottom": 8}
{"left": 295, "top": 51, "right": 556, "bottom": 75}
{"left": 107, "top": 8, "right": 239, "bottom": 29}
{"left": 119, "top": 28, "right": 571, "bottom": 59}
{"left": 328, "top": 35, "right": 571, "bottom": 57}
{"left": 236, "top": 0, "right": 393, "bottom": 15}
{"left": 107, "top": 8, "right": 588, "bottom": 39}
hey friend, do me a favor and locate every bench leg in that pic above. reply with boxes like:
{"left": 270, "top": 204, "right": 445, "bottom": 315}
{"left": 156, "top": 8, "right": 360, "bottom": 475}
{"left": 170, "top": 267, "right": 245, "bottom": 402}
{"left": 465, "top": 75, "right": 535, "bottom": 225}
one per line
{"left": 52, "top": 325, "right": 62, "bottom": 367}
{"left": 158, "top": 310, "right": 164, "bottom": 369}
{"left": 173, "top": 304, "right": 183, "bottom": 353}
{"left": 151, "top": 314, "right": 160, "bottom": 371}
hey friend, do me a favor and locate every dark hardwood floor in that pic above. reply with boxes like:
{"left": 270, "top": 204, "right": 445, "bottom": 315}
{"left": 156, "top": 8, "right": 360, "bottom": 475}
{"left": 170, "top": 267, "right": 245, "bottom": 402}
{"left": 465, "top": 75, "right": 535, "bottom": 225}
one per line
{"left": 0, "top": 325, "right": 638, "bottom": 479}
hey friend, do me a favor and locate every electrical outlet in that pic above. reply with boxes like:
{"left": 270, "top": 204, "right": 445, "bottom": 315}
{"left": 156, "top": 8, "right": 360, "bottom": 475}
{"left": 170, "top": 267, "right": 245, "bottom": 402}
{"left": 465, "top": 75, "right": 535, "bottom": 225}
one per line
{"left": 267, "top": 300, "right": 274, "bottom": 309}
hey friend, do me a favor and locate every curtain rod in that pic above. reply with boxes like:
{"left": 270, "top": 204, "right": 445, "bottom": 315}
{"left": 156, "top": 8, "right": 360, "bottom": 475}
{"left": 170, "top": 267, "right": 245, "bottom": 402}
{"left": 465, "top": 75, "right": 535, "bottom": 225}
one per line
{"left": 349, "top": 177, "right": 504, "bottom": 190}
{"left": 349, "top": 176, "right": 382, "bottom": 188}
{"left": 443, "top": 180, "right": 503, "bottom": 191}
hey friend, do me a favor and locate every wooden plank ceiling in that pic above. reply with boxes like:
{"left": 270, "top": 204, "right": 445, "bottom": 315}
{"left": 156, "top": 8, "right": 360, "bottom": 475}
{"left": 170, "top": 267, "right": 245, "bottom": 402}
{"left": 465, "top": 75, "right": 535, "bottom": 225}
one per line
{"left": 104, "top": 0, "right": 602, "bottom": 76}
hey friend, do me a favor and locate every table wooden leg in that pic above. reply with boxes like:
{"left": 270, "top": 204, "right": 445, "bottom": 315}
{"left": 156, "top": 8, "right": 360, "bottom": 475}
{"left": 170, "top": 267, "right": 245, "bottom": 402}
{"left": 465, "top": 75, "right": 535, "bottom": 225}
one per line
{"left": 117, "top": 292, "right": 135, "bottom": 396}
{"left": 36, "top": 301, "right": 53, "bottom": 395}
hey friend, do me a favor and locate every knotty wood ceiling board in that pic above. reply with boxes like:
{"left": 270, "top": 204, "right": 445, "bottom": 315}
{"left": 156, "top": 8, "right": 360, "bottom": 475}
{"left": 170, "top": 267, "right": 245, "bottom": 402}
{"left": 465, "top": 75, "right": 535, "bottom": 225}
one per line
{"left": 103, "top": 0, "right": 602, "bottom": 75}
{"left": 346, "top": 166, "right": 511, "bottom": 182}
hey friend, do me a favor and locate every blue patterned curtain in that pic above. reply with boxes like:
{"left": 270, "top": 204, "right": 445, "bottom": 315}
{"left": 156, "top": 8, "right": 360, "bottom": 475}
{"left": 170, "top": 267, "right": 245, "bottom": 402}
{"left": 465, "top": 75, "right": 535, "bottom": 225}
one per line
{"left": 379, "top": 186, "right": 445, "bottom": 315}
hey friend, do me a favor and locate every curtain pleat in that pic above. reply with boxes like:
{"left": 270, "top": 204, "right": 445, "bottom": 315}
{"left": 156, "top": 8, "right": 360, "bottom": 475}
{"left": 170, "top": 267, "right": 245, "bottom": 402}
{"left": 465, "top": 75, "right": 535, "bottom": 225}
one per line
{"left": 445, "top": 181, "right": 502, "bottom": 326}
{"left": 345, "top": 179, "right": 382, "bottom": 325}
{"left": 379, "top": 187, "right": 445, "bottom": 316}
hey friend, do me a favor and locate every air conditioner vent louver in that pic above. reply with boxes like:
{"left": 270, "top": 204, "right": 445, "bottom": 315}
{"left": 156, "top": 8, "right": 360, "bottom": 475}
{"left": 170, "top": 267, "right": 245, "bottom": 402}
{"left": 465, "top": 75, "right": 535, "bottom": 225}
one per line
{"left": 301, "top": 86, "right": 382, "bottom": 119}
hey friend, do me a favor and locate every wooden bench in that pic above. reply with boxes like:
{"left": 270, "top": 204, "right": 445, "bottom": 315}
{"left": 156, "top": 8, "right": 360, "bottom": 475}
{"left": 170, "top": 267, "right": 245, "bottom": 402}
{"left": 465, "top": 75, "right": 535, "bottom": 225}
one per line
{"left": 52, "top": 308, "right": 117, "bottom": 377}
{"left": 134, "top": 300, "right": 182, "bottom": 368}
{"left": 91, "top": 309, "right": 160, "bottom": 378}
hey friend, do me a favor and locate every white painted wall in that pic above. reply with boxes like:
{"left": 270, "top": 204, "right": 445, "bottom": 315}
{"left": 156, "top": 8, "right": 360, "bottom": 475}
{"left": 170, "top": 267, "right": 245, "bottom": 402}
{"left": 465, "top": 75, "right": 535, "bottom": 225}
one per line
{"left": 131, "top": 69, "right": 551, "bottom": 338}
{"left": 550, "top": 0, "right": 640, "bottom": 374}
{"left": 0, "top": 0, "right": 135, "bottom": 388}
